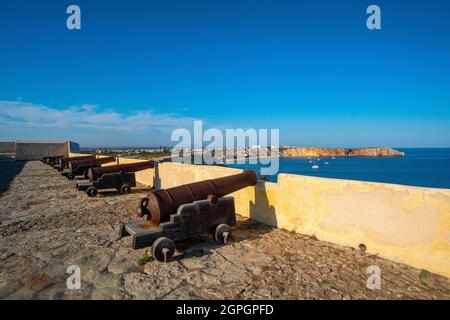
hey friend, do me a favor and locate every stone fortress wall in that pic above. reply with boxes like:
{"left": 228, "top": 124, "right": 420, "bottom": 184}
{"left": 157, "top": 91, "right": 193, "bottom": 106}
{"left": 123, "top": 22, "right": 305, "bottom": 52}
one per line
{"left": 0, "top": 141, "right": 16, "bottom": 153}
{"left": 1, "top": 140, "right": 81, "bottom": 160}
{"left": 62, "top": 151, "right": 450, "bottom": 278}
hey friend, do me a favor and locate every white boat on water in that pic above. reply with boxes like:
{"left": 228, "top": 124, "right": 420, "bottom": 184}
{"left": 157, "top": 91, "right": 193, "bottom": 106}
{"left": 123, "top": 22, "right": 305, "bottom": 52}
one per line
{"left": 312, "top": 159, "right": 319, "bottom": 169}
{"left": 324, "top": 161, "right": 329, "bottom": 165}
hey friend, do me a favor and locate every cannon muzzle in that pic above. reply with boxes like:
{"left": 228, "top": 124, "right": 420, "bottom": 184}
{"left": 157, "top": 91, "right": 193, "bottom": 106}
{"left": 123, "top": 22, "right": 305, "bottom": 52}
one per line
{"left": 137, "top": 170, "right": 257, "bottom": 224}
{"left": 87, "top": 160, "right": 154, "bottom": 182}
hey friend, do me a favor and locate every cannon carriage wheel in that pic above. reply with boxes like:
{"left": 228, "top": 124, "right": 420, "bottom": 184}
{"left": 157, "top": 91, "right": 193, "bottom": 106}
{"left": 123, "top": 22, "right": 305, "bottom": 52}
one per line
{"left": 152, "top": 237, "right": 175, "bottom": 262}
{"left": 214, "top": 224, "right": 232, "bottom": 244}
{"left": 86, "top": 186, "right": 98, "bottom": 197}
{"left": 67, "top": 173, "right": 75, "bottom": 180}
{"left": 120, "top": 185, "right": 131, "bottom": 194}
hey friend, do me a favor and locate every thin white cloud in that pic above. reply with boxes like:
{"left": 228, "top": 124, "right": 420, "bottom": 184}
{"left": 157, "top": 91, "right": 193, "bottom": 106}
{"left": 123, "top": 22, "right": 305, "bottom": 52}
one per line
{"left": 0, "top": 100, "right": 199, "bottom": 132}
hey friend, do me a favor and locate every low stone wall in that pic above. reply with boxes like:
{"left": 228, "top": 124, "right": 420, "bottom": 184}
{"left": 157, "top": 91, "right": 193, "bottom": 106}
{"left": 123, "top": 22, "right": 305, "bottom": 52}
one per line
{"left": 0, "top": 142, "right": 16, "bottom": 153}
{"left": 68, "top": 153, "right": 450, "bottom": 278}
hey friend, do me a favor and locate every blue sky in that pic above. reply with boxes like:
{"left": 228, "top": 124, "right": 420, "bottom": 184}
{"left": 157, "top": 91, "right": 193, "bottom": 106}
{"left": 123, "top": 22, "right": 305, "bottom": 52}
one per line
{"left": 0, "top": 0, "right": 449, "bottom": 147}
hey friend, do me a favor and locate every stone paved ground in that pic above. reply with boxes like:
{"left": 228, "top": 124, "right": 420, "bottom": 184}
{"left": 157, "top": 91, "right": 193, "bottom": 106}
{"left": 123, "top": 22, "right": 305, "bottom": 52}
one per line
{"left": 0, "top": 156, "right": 449, "bottom": 300}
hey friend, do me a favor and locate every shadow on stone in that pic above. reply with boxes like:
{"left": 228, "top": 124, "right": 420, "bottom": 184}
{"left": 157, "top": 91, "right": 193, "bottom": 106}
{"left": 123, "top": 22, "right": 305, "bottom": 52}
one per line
{"left": 153, "top": 161, "right": 161, "bottom": 190}
{"left": 0, "top": 155, "right": 26, "bottom": 196}
{"left": 169, "top": 214, "right": 275, "bottom": 261}
{"left": 168, "top": 181, "right": 277, "bottom": 261}
{"left": 173, "top": 237, "right": 215, "bottom": 261}
{"left": 249, "top": 180, "right": 278, "bottom": 227}
{"left": 88, "top": 187, "right": 153, "bottom": 198}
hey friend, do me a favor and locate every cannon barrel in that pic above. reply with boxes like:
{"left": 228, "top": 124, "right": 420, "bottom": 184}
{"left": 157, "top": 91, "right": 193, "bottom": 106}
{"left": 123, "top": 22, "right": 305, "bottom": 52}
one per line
{"left": 68, "top": 156, "right": 116, "bottom": 171}
{"left": 137, "top": 170, "right": 257, "bottom": 224}
{"left": 87, "top": 160, "right": 155, "bottom": 182}
{"left": 59, "top": 155, "right": 96, "bottom": 168}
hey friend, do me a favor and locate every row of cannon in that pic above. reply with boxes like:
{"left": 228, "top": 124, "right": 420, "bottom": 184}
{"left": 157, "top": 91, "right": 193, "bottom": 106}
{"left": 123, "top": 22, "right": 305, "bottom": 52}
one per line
{"left": 41, "top": 155, "right": 258, "bottom": 262}
{"left": 42, "top": 155, "right": 154, "bottom": 196}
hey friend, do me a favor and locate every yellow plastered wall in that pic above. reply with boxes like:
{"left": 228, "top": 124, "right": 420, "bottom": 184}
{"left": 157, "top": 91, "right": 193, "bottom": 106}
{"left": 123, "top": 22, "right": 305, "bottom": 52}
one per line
{"left": 69, "top": 152, "right": 98, "bottom": 159}
{"left": 68, "top": 154, "right": 450, "bottom": 278}
{"left": 155, "top": 162, "right": 450, "bottom": 278}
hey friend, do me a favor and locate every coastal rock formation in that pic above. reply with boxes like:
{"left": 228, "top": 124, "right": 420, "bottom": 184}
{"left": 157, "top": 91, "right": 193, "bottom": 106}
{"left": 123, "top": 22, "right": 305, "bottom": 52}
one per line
{"left": 280, "top": 147, "right": 405, "bottom": 157}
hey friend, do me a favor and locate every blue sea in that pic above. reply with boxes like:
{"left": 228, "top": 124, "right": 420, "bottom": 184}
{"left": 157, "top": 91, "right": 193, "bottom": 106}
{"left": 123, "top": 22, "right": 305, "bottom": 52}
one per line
{"left": 225, "top": 148, "right": 450, "bottom": 189}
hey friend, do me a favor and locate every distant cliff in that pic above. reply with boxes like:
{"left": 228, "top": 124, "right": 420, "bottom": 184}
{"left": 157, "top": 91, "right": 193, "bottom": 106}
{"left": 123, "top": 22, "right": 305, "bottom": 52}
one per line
{"left": 280, "top": 147, "right": 405, "bottom": 157}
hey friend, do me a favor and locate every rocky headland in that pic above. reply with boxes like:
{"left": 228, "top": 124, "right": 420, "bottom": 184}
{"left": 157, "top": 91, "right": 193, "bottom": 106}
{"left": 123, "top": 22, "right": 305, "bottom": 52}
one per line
{"left": 280, "top": 147, "right": 405, "bottom": 157}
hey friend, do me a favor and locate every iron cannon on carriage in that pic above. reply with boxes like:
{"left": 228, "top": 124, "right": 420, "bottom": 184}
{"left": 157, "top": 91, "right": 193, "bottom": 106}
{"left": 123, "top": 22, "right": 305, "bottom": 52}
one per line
{"left": 42, "top": 155, "right": 64, "bottom": 166}
{"left": 76, "top": 160, "right": 155, "bottom": 196}
{"left": 61, "top": 156, "right": 116, "bottom": 180}
{"left": 120, "top": 170, "right": 258, "bottom": 262}
{"left": 53, "top": 155, "right": 96, "bottom": 171}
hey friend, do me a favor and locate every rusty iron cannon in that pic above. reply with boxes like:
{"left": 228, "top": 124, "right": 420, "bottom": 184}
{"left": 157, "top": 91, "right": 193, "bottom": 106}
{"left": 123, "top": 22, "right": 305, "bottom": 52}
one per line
{"left": 120, "top": 170, "right": 257, "bottom": 261}
{"left": 62, "top": 156, "right": 116, "bottom": 180}
{"left": 86, "top": 160, "right": 155, "bottom": 182}
{"left": 138, "top": 170, "right": 257, "bottom": 224}
{"left": 42, "top": 156, "right": 57, "bottom": 163}
{"left": 49, "top": 157, "right": 65, "bottom": 167}
{"left": 76, "top": 160, "right": 155, "bottom": 197}
{"left": 42, "top": 155, "right": 64, "bottom": 165}
{"left": 55, "top": 155, "right": 96, "bottom": 171}
{"left": 67, "top": 156, "right": 116, "bottom": 172}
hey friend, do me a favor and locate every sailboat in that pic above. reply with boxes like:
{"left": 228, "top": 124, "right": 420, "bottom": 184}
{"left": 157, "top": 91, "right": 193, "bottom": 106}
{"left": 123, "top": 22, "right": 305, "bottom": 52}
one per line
{"left": 312, "top": 159, "right": 319, "bottom": 169}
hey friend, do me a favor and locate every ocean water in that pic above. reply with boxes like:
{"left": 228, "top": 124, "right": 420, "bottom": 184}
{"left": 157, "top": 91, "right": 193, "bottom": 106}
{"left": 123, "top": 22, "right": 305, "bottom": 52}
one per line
{"left": 225, "top": 148, "right": 450, "bottom": 189}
